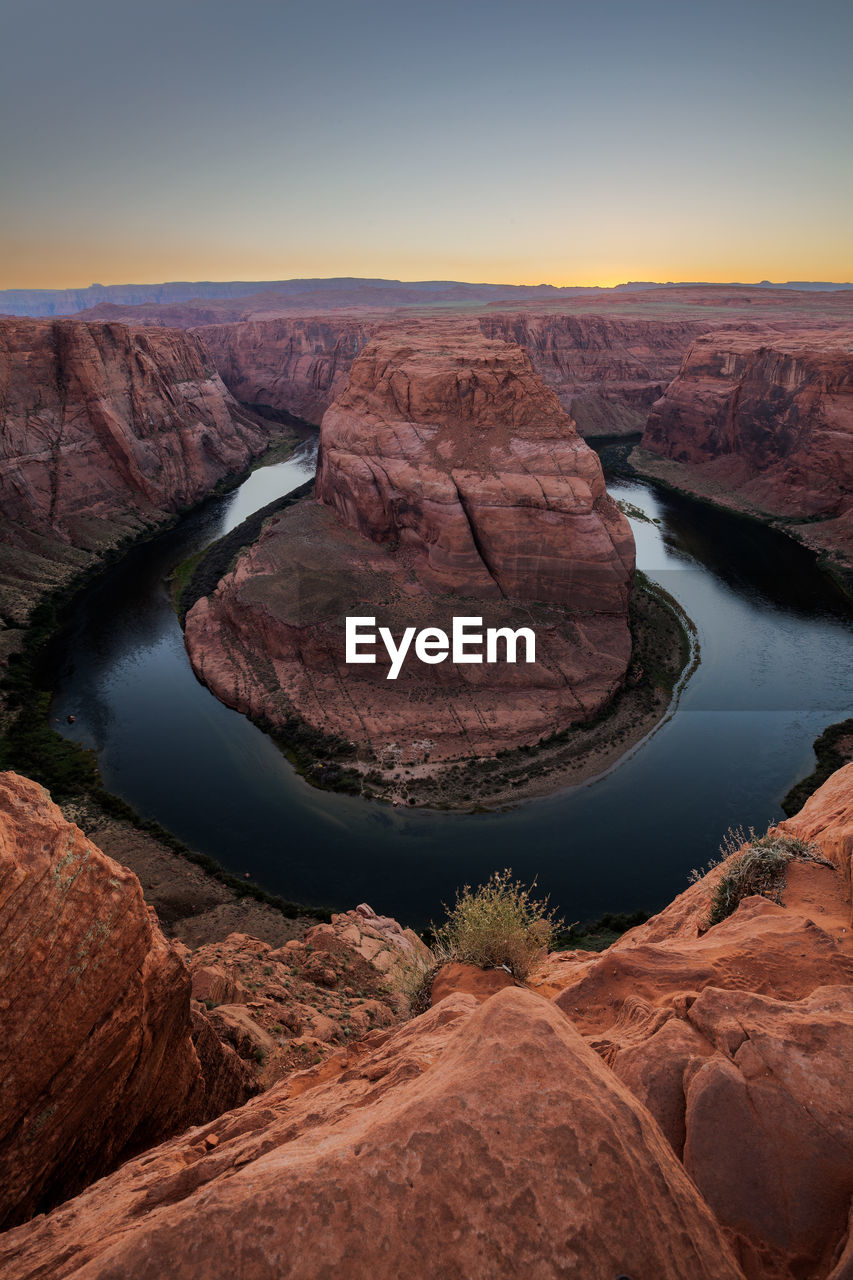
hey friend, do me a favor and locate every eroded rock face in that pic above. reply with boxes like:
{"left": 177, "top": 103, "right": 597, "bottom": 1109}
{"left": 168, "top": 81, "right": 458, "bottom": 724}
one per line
{"left": 186, "top": 907, "right": 433, "bottom": 1087}
{"left": 642, "top": 327, "right": 853, "bottom": 564}
{"left": 316, "top": 321, "right": 634, "bottom": 607}
{"left": 0, "top": 988, "right": 744, "bottom": 1280}
{"left": 185, "top": 321, "right": 634, "bottom": 763}
{"left": 0, "top": 317, "right": 268, "bottom": 627}
{"left": 525, "top": 767, "right": 853, "bottom": 1280}
{"left": 481, "top": 312, "right": 712, "bottom": 434}
{"left": 780, "top": 761, "right": 853, "bottom": 902}
{"left": 0, "top": 772, "right": 251, "bottom": 1230}
{"left": 197, "top": 317, "right": 376, "bottom": 424}
{"left": 197, "top": 311, "right": 711, "bottom": 438}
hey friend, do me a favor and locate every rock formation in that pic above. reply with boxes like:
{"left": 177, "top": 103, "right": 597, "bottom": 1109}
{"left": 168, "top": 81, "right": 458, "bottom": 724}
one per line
{"left": 480, "top": 312, "right": 713, "bottom": 433}
{"left": 1, "top": 765, "right": 852, "bottom": 1277}
{"left": 0, "top": 988, "right": 745, "bottom": 1280}
{"left": 186, "top": 905, "right": 433, "bottom": 1086}
{"left": 195, "top": 313, "right": 715, "bottom": 438}
{"left": 0, "top": 771, "right": 253, "bottom": 1230}
{"left": 184, "top": 320, "right": 634, "bottom": 765}
{"left": 197, "top": 317, "right": 375, "bottom": 424}
{"left": 526, "top": 764, "right": 853, "bottom": 1280}
{"left": 0, "top": 317, "right": 269, "bottom": 630}
{"left": 641, "top": 327, "right": 853, "bottom": 567}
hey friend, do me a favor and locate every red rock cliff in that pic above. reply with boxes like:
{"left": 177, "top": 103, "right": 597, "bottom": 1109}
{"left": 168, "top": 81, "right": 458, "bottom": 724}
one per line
{"left": 0, "top": 318, "right": 268, "bottom": 547}
{"left": 195, "top": 313, "right": 714, "bottom": 437}
{"left": 481, "top": 312, "right": 712, "bottom": 433}
{"left": 0, "top": 772, "right": 252, "bottom": 1230}
{"left": 197, "top": 317, "right": 376, "bottom": 425}
{"left": 642, "top": 327, "right": 853, "bottom": 562}
{"left": 316, "top": 320, "right": 634, "bottom": 609}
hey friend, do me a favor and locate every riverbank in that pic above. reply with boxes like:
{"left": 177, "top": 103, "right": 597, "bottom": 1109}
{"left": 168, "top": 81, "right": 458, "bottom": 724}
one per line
{"left": 628, "top": 444, "right": 853, "bottom": 597}
{"left": 781, "top": 717, "right": 853, "bottom": 816}
{"left": 0, "top": 423, "right": 336, "bottom": 942}
{"left": 409, "top": 572, "right": 697, "bottom": 811}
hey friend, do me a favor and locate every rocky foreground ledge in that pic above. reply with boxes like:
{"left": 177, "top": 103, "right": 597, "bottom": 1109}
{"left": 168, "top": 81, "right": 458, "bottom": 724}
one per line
{"left": 185, "top": 320, "right": 637, "bottom": 785}
{"left": 0, "top": 763, "right": 852, "bottom": 1278}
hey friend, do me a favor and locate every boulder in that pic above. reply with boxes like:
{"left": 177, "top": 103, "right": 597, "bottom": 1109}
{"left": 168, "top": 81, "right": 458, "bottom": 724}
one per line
{"left": 0, "top": 989, "right": 744, "bottom": 1280}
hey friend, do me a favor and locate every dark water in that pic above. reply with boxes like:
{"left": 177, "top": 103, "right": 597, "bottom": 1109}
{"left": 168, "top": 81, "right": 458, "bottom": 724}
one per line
{"left": 51, "top": 440, "right": 853, "bottom": 928}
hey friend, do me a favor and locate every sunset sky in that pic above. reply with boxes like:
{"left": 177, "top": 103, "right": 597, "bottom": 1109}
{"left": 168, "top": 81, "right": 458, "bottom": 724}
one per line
{"left": 1, "top": 0, "right": 851, "bottom": 290}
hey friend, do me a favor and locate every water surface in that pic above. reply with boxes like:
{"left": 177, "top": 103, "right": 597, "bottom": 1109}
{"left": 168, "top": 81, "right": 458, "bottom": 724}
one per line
{"left": 52, "top": 441, "right": 853, "bottom": 927}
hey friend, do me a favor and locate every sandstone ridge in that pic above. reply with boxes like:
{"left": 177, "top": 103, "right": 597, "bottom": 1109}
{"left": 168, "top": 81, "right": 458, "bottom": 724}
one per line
{"left": 2, "top": 764, "right": 853, "bottom": 1278}
{"left": 0, "top": 771, "right": 253, "bottom": 1231}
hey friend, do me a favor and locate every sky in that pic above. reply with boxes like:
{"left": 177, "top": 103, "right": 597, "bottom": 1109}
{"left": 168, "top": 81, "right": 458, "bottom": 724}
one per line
{"left": 1, "top": 0, "right": 851, "bottom": 290}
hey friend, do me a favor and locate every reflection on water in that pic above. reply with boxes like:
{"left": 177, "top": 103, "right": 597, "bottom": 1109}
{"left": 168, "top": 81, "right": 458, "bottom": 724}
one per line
{"left": 51, "top": 442, "right": 853, "bottom": 928}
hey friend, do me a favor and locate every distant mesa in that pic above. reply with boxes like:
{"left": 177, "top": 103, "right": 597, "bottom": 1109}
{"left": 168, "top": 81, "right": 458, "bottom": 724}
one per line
{"left": 2, "top": 275, "right": 852, "bottom": 319}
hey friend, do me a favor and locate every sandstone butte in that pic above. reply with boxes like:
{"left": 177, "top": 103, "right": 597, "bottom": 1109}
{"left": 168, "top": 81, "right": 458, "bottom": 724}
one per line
{"left": 0, "top": 316, "right": 268, "bottom": 635}
{"left": 1, "top": 763, "right": 853, "bottom": 1278}
{"left": 183, "top": 320, "right": 636, "bottom": 764}
{"left": 641, "top": 327, "right": 853, "bottom": 568}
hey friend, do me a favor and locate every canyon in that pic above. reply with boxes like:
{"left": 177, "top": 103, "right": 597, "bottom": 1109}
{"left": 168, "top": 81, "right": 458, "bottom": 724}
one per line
{"left": 0, "top": 761, "right": 851, "bottom": 1278}
{"left": 0, "top": 279, "right": 851, "bottom": 1277}
{"left": 183, "top": 320, "right": 636, "bottom": 770}
{"left": 194, "top": 311, "right": 717, "bottom": 438}
{"left": 639, "top": 327, "right": 853, "bottom": 571}
{"left": 0, "top": 317, "right": 272, "bottom": 651}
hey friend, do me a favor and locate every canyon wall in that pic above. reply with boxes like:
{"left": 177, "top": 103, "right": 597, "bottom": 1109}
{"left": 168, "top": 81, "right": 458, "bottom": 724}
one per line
{"left": 0, "top": 318, "right": 269, "bottom": 630}
{"left": 197, "top": 318, "right": 376, "bottom": 425}
{"left": 196, "top": 312, "right": 714, "bottom": 436}
{"left": 315, "top": 321, "right": 634, "bottom": 607}
{"left": 185, "top": 320, "right": 635, "bottom": 764}
{"left": 641, "top": 328, "right": 853, "bottom": 565}
{"left": 480, "top": 312, "right": 712, "bottom": 433}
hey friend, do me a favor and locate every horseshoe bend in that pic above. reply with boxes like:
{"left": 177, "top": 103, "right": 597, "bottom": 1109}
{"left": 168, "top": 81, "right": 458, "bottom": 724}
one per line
{"left": 182, "top": 320, "right": 673, "bottom": 801}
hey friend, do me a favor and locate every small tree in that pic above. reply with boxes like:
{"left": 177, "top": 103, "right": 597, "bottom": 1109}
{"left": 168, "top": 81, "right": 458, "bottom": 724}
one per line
{"left": 432, "top": 868, "right": 563, "bottom": 980}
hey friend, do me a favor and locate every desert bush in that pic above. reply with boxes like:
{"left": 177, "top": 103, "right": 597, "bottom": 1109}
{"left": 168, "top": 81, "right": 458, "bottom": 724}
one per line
{"left": 431, "top": 868, "right": 563, "bottom": 979}
{"left": 692, "top": 827, "right": 826, "bottom": 928}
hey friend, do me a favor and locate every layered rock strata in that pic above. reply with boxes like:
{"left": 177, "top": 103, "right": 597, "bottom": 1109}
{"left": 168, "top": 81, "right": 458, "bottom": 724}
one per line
{"left": 0, "top": 772, "right": 252, "bottom": 1230}
{"left": 186, "top": 905, "right": 433, "bottom": 1087}
{"left": 195, "top": 312, "right": 713, "bottom": 436}
{"left": 527, "top": 764, "right": 853, "bottom": 1280}
{"left": 641, "top": 327, "right": 853, "bottom": 566}
{"left": 185, "top": 321, "right": 634, "bottom": 764}
{"left": 196, "top": 318, "right": 376, "bottom": 424}
{"left": 0, "top": 318, "right": 269, "bottom": 629}
{"left": 480, "top": 312, "right": 712, "bottom": 434}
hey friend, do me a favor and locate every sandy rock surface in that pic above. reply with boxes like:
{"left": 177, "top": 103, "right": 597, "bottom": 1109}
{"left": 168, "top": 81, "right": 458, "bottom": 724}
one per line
{"left": 0, "top": 772, "right": 249, "bottom": 1229}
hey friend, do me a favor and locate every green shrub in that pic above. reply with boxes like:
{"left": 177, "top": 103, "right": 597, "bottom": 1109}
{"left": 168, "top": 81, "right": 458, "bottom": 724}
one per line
{"left": 694, "top": 827, "right": 826, "bottom": 928}
{"left": 432, "top": 869, "right": 563, "bottom": 979}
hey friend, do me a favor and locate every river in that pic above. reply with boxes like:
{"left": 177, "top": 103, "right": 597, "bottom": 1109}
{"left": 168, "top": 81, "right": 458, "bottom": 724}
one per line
{"left": 51, "top": 436, "right": 853, "bottom": 928}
